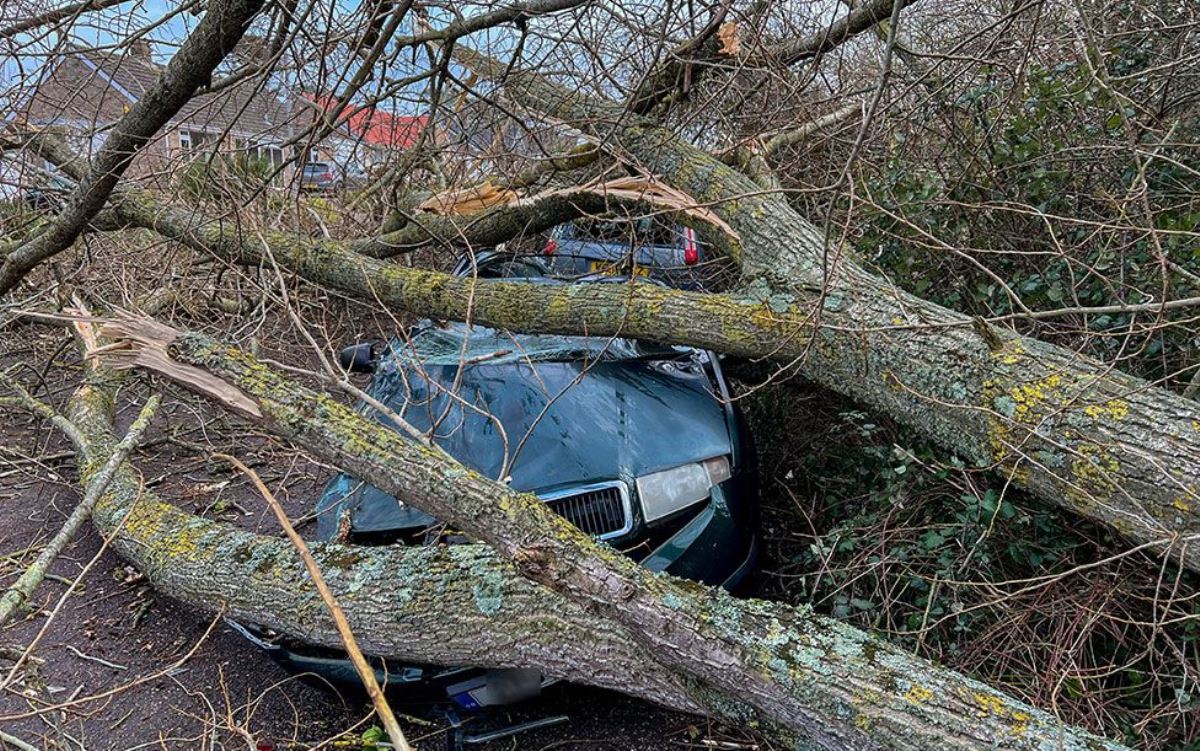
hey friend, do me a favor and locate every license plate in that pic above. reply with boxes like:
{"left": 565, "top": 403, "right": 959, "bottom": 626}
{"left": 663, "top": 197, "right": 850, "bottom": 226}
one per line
{"left": 589, "top": 260, "right": 649, "bottom": 277}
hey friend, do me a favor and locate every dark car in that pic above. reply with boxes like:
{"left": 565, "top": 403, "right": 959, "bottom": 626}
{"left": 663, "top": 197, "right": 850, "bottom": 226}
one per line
{"left": 232, "top": 247, "right": 758, "bottom": 710}
{"left": 541, "top": 215, "right": 708, "bottom": 289}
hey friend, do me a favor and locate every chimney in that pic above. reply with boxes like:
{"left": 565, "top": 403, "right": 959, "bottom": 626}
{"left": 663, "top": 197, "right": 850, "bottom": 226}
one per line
{"left": 128, "top": 39, "right": 153, "bottom": 63}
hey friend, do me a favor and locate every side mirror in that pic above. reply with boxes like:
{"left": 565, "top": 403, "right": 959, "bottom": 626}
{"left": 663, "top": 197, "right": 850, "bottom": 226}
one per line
{"left": 339, "top": 342, "right": 377, "bottom": 373}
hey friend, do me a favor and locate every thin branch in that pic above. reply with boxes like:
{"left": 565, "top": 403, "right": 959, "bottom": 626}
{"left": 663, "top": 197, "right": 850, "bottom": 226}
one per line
{"left": 0, "top": 0, "right": 130, "bottom": 40}
{"left": 215, "top": 454, "right": 414, "bottom": 751}
{"left": 0, "top": 393, "right": 160, "bottom": 626}
{"left": 0, "top": 0, "right": 267, "bottom": 294}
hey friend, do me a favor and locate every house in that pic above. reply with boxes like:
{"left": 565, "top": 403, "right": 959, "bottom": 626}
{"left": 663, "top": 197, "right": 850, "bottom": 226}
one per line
{"left": 7, "top": 41, "right": 355, "bottom": 188}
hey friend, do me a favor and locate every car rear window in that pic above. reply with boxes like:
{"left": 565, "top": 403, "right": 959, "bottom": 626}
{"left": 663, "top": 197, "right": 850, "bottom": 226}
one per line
{"left": 571, "top": 217, "right": 679, "bottom": 247}
{"left": 303, "top": 163, "right": 328, "bottom": 173}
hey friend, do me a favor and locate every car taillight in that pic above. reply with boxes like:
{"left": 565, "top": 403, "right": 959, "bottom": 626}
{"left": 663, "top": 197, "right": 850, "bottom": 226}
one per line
{"left": 683, "top": 228, "right": 699, "bottom": 265}
{"left": 543, "top": 238, "right": 558, "bottom": 256}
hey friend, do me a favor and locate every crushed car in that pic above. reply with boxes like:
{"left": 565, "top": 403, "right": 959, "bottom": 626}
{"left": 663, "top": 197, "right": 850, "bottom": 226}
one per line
{"left": 231, "top": 218, "right": 758, "bottom": 711}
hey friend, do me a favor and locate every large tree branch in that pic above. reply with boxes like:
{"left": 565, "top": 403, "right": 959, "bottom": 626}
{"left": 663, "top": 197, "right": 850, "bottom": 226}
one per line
{"left": 24, "top": 76, "right": 1200, "bottom": 580}
{"left": 30, "top": 150, "right": 1200, "bottom": 581}
{"left": 0, "top": 0, "right": 266, "bottom": 294}
{"left": 59, "top": 378, "right": 709, "bottom": 717}
{"left": 448, "top": 43, "right": 1200, "bottom": 575}
{"left": 85, "top": 317, "right": 1126, "bottom": 750}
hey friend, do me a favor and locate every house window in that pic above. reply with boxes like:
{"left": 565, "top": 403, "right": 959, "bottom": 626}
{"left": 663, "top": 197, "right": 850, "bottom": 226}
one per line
{"left": 234, "top": 139, "right": 284, "bottom": 167}
{"left": 179, "top": 129, "right": 214, "bottom": 154}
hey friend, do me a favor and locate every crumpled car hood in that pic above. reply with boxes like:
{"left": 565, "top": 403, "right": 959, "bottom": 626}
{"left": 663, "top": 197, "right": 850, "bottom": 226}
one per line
{"left": 316, "top": 356, "right": 732, "bottom": 538}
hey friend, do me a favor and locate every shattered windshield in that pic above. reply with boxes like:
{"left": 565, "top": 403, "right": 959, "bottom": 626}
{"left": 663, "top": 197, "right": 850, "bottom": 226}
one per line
{"left": 381, "top": 322, "right": 690, "bottom": 368}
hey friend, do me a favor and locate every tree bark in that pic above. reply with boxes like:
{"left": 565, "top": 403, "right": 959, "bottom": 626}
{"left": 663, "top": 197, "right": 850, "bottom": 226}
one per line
{"left": 27, "top": 120, "right": 1200, "bottom": 579}
{"left": 82, "top": 319, "right": 1127, "bottom": 751}
{"left": 60, "top": 381, "right": 708, "bottom": 715}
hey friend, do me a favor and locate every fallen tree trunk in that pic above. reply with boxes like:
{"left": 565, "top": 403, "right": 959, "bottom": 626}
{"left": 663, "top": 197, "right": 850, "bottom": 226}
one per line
{"left": 98, "top": 163, "right": 1200, "bottom": 577}
{"left": 79, "top": 318, "right": 1126, "bottom": 750}
{"left": 58, "top": 383, "right": 706, "bottom": 714}
{"left": 27, "top": 130, "right": 1200, "bottom": 581}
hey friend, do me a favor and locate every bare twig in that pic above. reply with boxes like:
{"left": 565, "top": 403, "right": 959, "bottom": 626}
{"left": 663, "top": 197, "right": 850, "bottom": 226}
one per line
{"left": 0, "top": 730, "right": 41, "bottom": 751}
{"left": 214, "top": 453, "right": 415, "bottom": 751}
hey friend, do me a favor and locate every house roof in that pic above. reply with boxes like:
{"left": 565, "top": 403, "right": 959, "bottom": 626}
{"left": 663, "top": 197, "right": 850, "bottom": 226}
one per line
{"left": 306, "top": 94, "right": 427, "bottom": 149}
{"left": 356, "top": 110, "right": 428, "bottom": 149}
{"left": 28, "top": 44, "right": 302, "bottom": 143}
{"left": 85, "top": 46, "right": 295, "bottom": 139}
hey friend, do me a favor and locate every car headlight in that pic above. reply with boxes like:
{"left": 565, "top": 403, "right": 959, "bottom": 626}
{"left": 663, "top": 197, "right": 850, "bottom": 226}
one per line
{"left": 636, "top": 456, "right": 731, "bottom": 523}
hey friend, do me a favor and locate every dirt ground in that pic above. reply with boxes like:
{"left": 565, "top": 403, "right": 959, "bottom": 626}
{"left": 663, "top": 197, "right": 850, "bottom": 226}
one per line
{"left": 0, "top": 319, "right": 770, "bottom": 751}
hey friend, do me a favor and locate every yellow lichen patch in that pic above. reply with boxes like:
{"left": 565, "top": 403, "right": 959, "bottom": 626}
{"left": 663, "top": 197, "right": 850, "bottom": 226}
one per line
{"left": 992, "top": 339, "right": 1026, "bottom": 366}
{"left": 1174, "top": 496, "right": 1193, "bottom": 513}
{"left": 905, "top": 685, "right": 934, "bottom": 704}
{"left": 1083, "top": 399, "right": 1130, "bottom": 421}
{"left": 971, "top": 692, "right": 1032, "bottom": 736}
{"left": 1010, "top": 710, "right": 1031, "bottom": 736}
{"left": 980, "top": 381, "right": 1033, "bottom": 483}
{"left": 1069, "top": 443, "right": 1120, "bottom": 506}
{"left": 750, "top": 305, "right": 780, "bottom": 330}
{"left": 1008, "top": 373, "right": 1064, "bottom": 423}
{"left": 121, "top": 503, "right": 206, "bottom": 561}
{"left": 973, "top": 692, "right": 1006, "bottom": 716}
{"left": 545, "top": 290, "right": 573, "bottom": 323}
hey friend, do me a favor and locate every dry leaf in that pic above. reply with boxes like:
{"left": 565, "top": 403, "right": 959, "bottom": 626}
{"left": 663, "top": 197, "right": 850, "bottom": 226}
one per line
{"left": 718, "top": 21, "right": 740, "bottom": 56}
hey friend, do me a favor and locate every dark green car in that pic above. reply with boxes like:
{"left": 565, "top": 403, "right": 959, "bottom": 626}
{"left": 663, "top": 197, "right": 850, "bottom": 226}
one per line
{"left": 232, "top": 249, "right": 759, "bottom": 709}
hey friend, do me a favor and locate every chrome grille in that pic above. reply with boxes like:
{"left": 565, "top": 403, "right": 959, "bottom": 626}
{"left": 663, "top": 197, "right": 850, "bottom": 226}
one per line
{"left": 540, "top": 481, "right": 632, "bottom": 540}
